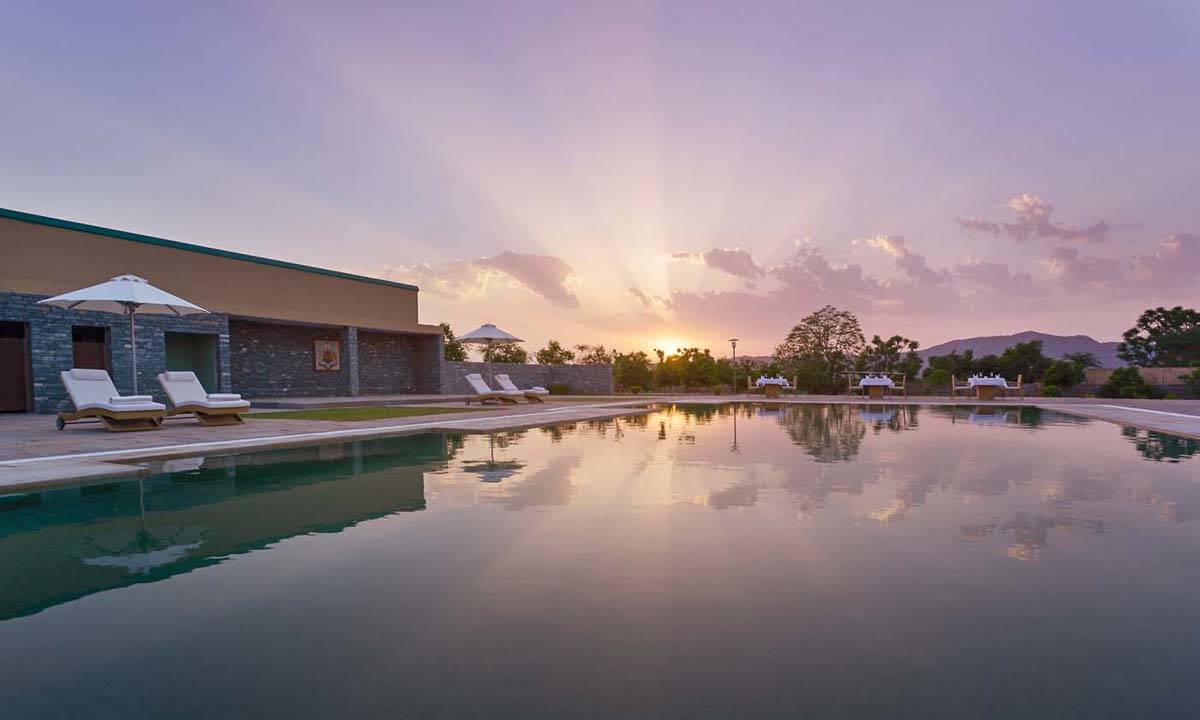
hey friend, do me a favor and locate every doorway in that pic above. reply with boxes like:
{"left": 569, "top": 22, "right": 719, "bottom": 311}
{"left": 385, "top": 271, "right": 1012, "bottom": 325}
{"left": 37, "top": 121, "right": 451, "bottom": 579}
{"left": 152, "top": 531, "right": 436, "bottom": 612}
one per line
{"left": 0, "top": 322, "right": 31, "bottom": 412}
{"left": 72, "top": 325, "right": 110, "bottom": 371}
{"left": 165, "top": 332, "right": 219, "bottom": 393}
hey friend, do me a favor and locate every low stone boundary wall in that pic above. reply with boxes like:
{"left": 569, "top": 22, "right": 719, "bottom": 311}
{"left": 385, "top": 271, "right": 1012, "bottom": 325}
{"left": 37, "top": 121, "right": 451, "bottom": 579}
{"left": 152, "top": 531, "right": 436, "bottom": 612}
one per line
{"left": 1085, "top": 367, "right": 1193, "bottom": 386}
{"left": 442, "top": 361, "right": 613, "bottom": 395}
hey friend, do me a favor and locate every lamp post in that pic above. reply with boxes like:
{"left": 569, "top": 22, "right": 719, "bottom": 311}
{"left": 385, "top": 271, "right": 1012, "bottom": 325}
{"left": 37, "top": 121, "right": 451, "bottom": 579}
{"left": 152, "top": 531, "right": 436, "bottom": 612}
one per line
{"left": 729, "top": 338, "right": 739, "bottom": 394}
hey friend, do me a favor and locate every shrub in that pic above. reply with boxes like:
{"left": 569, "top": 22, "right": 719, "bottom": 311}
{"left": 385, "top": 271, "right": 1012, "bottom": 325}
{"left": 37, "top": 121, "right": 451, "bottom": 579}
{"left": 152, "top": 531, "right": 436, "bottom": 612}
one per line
{"left": 923, "top": 368, "right": 951, "bottom": 393}
{"left": 1042, "top": 360, "right": 1083, "bottom": 388}
{"left": 1165, "top": 392, "right": 1180, "bottom": 400}
{"left": 547, "top": 382, "right": 571, "bottom": 395}
{"left": 1040, "top": 384, "right": 1061, "bottom": 397}
{"left": 1100, "top": 367, "right": 1157, "bottom": 399}
{"left": 627, "top": 385, "right": 643, "bottom": 395}
{"left": 1183, "top": 368, "right": 1200, "bottom": 398}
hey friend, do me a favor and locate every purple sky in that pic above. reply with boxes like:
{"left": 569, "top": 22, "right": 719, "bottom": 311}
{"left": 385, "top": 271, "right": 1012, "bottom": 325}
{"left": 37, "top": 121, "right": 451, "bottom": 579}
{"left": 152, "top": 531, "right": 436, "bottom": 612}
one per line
{"left": 3, "top": 1, "right": 1198, "bottom": 354}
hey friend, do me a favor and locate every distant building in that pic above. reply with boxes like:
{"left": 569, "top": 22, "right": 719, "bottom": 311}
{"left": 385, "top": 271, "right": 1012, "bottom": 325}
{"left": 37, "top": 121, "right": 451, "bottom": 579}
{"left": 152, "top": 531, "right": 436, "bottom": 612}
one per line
{"left": 0, "top": 208, "right": 443, "bottom": 413}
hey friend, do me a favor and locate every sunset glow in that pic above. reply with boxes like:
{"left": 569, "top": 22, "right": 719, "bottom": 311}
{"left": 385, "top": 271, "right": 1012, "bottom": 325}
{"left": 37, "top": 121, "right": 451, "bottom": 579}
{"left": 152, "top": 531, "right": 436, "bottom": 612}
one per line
{"left": 2, "top": 2, "right": 1198, "bottom": 356}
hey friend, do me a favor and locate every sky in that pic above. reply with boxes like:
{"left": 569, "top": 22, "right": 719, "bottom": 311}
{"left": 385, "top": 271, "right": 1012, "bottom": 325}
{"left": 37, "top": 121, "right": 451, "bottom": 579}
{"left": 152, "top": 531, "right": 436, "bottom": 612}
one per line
{"left": 2, "top": 1, "right": 1199, "bottom": 356}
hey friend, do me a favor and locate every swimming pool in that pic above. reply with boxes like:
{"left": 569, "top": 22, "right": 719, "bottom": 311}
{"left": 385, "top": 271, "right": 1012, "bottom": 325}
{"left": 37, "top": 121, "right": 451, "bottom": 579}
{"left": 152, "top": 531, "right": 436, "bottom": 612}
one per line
{"left": 2, "top": 403, "right": 1199, "bottom": 718}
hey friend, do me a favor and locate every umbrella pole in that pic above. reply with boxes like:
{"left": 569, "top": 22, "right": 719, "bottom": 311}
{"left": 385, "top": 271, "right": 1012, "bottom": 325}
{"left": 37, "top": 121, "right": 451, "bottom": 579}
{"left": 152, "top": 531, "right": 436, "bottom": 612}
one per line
{"left": 129, "top": 308, "right": 138, "bottom": 395}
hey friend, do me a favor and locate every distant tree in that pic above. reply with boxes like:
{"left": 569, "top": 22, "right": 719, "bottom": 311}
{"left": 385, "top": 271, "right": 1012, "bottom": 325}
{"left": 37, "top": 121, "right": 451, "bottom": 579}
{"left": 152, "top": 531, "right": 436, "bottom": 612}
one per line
{"left": 775, "top": 306, "right": 864, "bottom": 392}
{"left": 1099, "top": 367, "right": 1158, "bottom": 399}
{"left": 482, "top": 342, "right": 529, "bottom": 363}
{"left": 1117, "top": 306, "right": 1200, "bottom": 367}
{"left": 535, "top": 339, "right": 576, "bottom": 365}
{"left": 1042, "top": 359, "right": 1084, "bottom": 388}
{"left": 1063, "top": 352, "right": 1100, "bottom": 369}
{"left": 613, "top": 351, "right": 653, "bottom": 390}
{"left": 441, "top": 322, "right": 467, "bottom": 361}
{"left": 857, "top": 335, "right": 922, "bottom": 376}
{"left": 574, "top": 344, "right": 615, "bottom": 365}
{"left": 922, "top": 368, "right": 951, "bottom": 391}
{"left": 997, "top": 341, "right": 1053, "bottom": 380}
{"left": 924, "top": 350, "right": 976, "bottom": 380}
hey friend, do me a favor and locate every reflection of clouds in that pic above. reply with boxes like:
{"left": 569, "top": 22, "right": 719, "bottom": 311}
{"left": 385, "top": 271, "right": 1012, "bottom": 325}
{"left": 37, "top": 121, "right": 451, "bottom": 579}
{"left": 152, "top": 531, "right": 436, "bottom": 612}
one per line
{"left": 707, "top": 481, "right": 760, "bottom": 509}
{"left": 1000, "top": 512, "right": 1060, "bottom": 561}
{"left": 1042, "top": 465, "right": 1117, "bottom": 504}
{"left": 480, "top": 454, "right": 584, "bottom": 510}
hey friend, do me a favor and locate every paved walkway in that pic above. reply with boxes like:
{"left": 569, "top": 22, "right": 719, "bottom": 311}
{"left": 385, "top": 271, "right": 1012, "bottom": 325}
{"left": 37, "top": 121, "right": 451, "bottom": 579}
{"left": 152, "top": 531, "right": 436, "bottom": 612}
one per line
{"left": 2, "top": 395, "right": 1198, "bottom": 491}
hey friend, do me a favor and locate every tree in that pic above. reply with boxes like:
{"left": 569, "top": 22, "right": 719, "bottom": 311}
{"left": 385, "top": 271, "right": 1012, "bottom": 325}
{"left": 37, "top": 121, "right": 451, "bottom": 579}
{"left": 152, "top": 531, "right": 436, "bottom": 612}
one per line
{"left": 575, "top": 344, "right": 614, "bottom": 365}
{"left": 1099, "top": 367, "right": 1157, "bottom": 399}
{"left": 441, "top": 322, "right": 467, "bottom": 361}
{"left": 1117, "top": 306, "right": 1200, "bottom": 367}
{"left": 857, "top": 335, "right": 922, "bottom": 377}
{"left": 1063, "top": 352, "right": 1100, "bottom": 369}
{"left": 997, "top": 341, "right": 1053, "bottom": 381}
{"left": 775, "top": 306, "right": 865, "bottom": 392}
{"left": 482, "top": 342, "right": 529, "bottom": 363}
{"left": 1042, "top": 359, "right": 1084, "bottom": 388}
{"left": 613, "top": 351, "right": 653, "bottom": 390}
{"left": 924, "top": 350, "right": 976, "bottom": 380}
{"left": 535, "top": 339, "right": 576, "bottom": 365}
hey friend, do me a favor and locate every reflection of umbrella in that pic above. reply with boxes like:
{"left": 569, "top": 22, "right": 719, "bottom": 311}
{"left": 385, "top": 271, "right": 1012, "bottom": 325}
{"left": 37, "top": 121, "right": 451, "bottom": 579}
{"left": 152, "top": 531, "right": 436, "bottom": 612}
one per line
{"left": 77, "top": 479, "right": 204, "bottom": 575}
{"left": 459, "top": 323, "right": 524, "bottom": 385}
{"left": 38, "top": 275, "right": 208, "bottom": 393}
{"left": 460, "top": 433, "right": 525, "bottom": 483}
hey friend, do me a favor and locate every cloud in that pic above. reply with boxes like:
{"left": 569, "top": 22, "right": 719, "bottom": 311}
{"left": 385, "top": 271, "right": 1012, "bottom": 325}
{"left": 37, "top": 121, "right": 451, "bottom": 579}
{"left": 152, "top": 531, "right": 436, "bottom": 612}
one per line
{"left": 701, "top": 248, "right": 764, "bottom": 278}
{"left": 865, "top": 234, "right": 951, "bottom": 285}
{"left": 476, "top": 250, "right": 581, "bottom": 308}
{"left": 954, "top": 258, "right": 1039, "bottom": 295}
{"left": 379, "top": 259, "right": 481, "bottom": 299}
{"left": 628, "top": 287, "right": 673, "bottom": 311}
{"left": 381, "top": 250, "right": 581, "bottom": 308}
{"left": 667, "top": 247, "right": 764, "bottom": 278}
{"left": 1041, "top": 247, "right": 1123, "bottom": 288}
{"left": 957, "top": 193, "right": 1110, "bottom": 243}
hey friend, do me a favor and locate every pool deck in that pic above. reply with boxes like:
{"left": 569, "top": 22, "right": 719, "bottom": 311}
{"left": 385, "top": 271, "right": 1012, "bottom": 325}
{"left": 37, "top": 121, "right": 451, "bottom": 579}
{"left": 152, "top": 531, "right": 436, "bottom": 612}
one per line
{"left": 1, "top": 395, "right": 1198, "bottom": 491}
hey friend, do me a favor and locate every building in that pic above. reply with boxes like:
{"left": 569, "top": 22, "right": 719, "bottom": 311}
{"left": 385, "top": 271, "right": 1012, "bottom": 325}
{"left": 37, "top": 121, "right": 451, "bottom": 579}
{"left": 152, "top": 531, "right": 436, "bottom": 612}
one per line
{"left": 0, "top": 207, "right": 444, "bottom": 413}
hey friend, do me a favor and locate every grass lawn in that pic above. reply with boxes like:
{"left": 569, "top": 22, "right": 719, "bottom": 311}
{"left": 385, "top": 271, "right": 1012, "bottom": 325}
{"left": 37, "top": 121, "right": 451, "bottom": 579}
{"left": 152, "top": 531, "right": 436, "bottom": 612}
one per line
{"left": 249, "top": 405, "right": 489, "bottom": 421}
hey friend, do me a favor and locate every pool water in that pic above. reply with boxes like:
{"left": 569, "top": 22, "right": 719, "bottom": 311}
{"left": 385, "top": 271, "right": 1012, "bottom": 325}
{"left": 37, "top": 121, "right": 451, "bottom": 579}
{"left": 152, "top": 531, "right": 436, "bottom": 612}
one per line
{"left": 2, "top": 404, "right": 1199, "bottom": 718}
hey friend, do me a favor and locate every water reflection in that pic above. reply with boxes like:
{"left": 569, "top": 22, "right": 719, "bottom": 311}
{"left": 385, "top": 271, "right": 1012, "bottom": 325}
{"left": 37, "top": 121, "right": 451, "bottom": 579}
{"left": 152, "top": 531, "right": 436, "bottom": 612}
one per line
{"left": 1123, "top": 426, "right": 1200, "bottom": 463}
{"left": 2, "top": 403, "right": 1197, "bottom": 625}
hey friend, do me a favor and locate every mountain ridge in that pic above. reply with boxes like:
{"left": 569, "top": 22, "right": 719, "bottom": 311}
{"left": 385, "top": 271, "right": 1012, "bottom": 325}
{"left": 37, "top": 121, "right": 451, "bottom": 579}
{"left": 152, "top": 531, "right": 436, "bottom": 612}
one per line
{"left": 918, "top": 331, "right": 1122, "bottom": 368}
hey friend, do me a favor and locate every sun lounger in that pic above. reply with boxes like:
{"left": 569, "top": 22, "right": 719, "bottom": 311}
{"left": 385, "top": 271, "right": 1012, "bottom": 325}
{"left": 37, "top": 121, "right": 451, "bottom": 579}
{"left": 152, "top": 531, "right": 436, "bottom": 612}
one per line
{"left": 494, "top": 374, "right": 549, "bottom": 403}
{"left": 57, "top": 368, "right": 166, "bottom": 432}
{"left": 158, "top": 371, "right": 251, "bottom": 426}
{"left": 464, "top": 373, "right": 523, "bottom": 405}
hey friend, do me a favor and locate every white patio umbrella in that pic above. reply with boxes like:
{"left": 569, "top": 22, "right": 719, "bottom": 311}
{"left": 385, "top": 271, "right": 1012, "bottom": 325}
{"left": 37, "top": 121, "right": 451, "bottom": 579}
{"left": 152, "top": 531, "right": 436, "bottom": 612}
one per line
{"left": 38, "top": 275, "right": 208, "bottom": 394}
{"left": 458, "top": 322, "right": 524, "bottom": 385}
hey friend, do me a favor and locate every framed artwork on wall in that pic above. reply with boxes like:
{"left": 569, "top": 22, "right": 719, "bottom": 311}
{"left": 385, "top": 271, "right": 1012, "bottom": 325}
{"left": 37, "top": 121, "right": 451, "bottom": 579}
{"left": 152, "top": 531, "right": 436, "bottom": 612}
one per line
{"left": 314, "top": 339, "right": 341, "bottom": 371}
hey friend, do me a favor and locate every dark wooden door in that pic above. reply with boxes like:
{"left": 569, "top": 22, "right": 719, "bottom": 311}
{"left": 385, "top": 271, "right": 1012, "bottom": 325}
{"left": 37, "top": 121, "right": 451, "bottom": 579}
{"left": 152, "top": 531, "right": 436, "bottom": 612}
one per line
{"left": 0, "top": 322, "right": 30, "bottom": 412}
{"left": 72, "top": 326, "right": 110, "bottom": 370}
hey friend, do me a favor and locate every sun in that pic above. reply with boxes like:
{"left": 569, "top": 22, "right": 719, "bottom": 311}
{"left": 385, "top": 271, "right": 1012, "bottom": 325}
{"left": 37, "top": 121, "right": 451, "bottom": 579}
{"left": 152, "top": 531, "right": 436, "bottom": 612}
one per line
{"left": 651, "top": 337, "right": 690, "bottom": 354}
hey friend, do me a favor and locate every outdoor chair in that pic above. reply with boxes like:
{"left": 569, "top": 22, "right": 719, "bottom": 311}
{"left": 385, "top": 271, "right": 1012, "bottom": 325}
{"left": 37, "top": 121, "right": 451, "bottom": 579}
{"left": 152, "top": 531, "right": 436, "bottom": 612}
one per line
{"left": 464, "top": 373, "right": 523, "bottom": 405}
{"left": 158, "top": 371, "right": 251, "bottom": 426}
{"left": 57, "top": 368, "right": 166, "bottom": 432}
{"left": 494, "top": 374, "right": 549, "bottom": 403}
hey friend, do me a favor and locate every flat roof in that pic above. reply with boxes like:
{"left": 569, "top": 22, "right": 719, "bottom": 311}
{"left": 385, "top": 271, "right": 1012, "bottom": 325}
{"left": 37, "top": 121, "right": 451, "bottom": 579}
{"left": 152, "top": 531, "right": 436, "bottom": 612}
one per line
{"left": 0, "top": 206, "right": 419, "bottom": 292}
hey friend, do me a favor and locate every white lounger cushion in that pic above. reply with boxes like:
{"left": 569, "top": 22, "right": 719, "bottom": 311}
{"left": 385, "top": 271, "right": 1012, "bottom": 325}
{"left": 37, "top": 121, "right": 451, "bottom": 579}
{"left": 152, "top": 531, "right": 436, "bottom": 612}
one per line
{"left": 62, "top": 369, "right": 165, "bottom": 413}
{"left": 465, "top": 373, "right": 523, "bottom": 397}
{"left": 494, "top": 374, "right": 549, "bottom": 395}
{"left": 158, "top": 371, "right": 250, "bottom": 409}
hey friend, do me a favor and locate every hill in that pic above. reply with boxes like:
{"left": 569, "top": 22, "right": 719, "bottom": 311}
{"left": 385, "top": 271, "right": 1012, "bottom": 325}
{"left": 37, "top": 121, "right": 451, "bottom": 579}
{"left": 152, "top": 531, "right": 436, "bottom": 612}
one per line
{"left": 918, "top": 331, "right": 1121, "bottom": 368}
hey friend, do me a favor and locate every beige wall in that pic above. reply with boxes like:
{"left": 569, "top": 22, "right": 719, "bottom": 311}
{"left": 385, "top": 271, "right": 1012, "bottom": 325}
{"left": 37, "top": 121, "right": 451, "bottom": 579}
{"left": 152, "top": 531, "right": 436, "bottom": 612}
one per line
{"left": 1085, "top": 367, "right": 1194, "bottom": 386}
{"left": 0, "top": 215, "right": 439, "bottom": 335}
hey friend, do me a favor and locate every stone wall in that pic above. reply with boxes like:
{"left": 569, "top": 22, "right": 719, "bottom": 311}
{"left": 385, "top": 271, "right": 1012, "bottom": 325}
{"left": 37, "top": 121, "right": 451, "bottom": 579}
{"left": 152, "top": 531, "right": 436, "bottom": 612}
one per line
{"left": 0, "top": 291, "right": 230, "bottom": 413}
{"left": 1084, "top": 367, "right": 1194, "bottom": 386}
{"left": 441, "top": 361, "right": 613, "bottom": 395}
{"left": 358, "top": 330, "right": 418, "bottom": 395}
{"left": 229, "top": 319, "right": 351, "bottom": 398}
